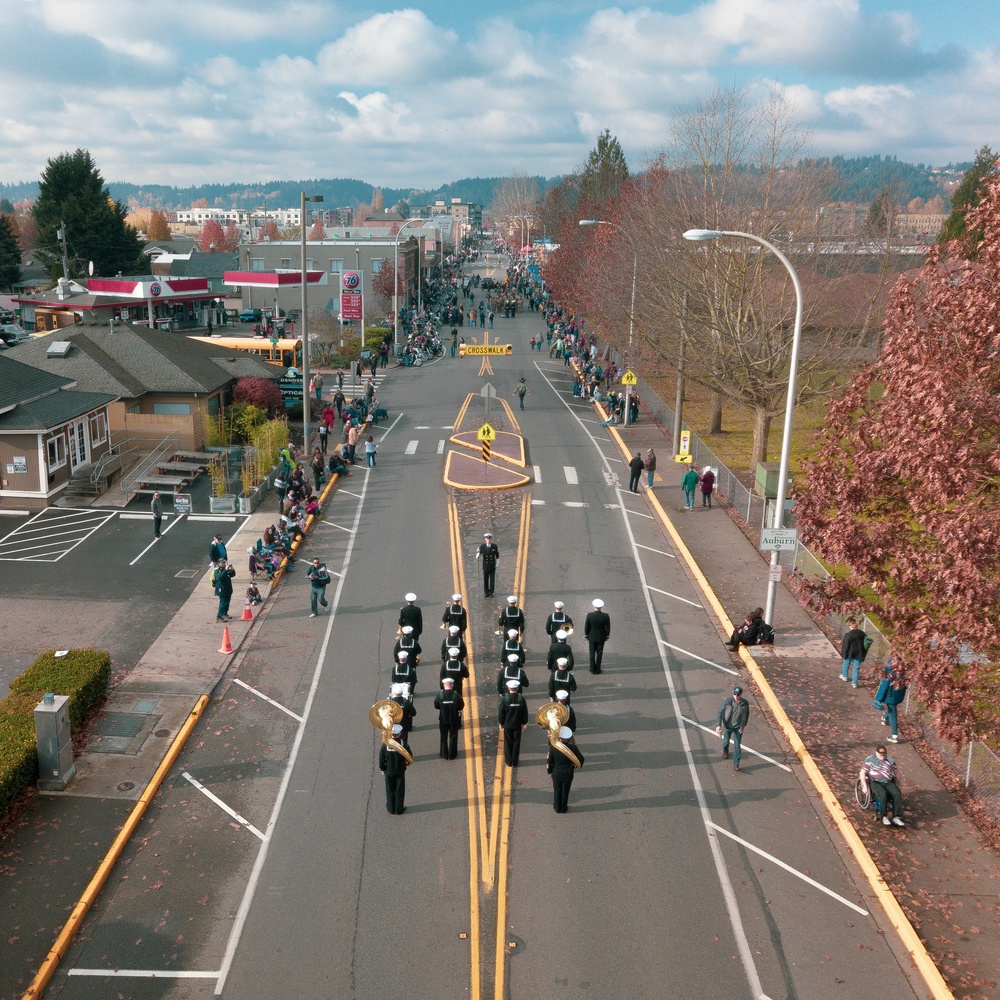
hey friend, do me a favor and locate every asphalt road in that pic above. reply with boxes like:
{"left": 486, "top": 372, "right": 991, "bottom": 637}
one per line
{"left": 32, "top": 257, "right": 925, "bottom": 1000}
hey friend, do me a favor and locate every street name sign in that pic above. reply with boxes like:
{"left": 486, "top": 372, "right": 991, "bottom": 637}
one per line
{"left": 760, "top": 528, "right": 798, "bottom": 551}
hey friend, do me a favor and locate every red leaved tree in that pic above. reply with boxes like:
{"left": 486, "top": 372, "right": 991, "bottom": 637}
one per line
{"left": 308, "top": 219, "right": 327, "bottom": 240}
{"left": 232, "top": 376, "right": 284, "bottom": 416}
{"left": 221, "top": 221, "right": 241, "bottom": 252}
{"left": 199, "top": 219, "right": 225, "bottom": 251}
{"left": 795, "top": 177, "right": 1000, "bottom": 742}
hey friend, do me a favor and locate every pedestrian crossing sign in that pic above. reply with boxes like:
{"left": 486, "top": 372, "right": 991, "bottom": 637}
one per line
{"left": 477, "top": 423, "right": 497, "bottom": 442}
{"left": 621, "top": 369, "right": 638, "bottom": 386}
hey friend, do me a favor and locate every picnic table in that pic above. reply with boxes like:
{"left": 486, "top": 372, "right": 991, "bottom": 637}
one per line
{"left": 136, "top": 474, "right": 189, "bottom": 489}
{"left": 174, "top": 451, "right": 217, "bottom": 464}
{"left": 156, "top": 461, "right": 205, "bottom": 475}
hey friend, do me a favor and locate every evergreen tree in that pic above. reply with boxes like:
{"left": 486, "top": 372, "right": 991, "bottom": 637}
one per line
{"left": 937, "top": 144, "right": 998, "bottom": 257}
{"left": 579, "top": 129, "right": 629, "bottom": 209}
{"left": 861, "top": 187, "right": 898, "bottom": 238}
{"left": 0, "top": 214, "right": 21, "bottom": 290}
{"left": 32, "top": 149, "right": 147, "bottom": 278}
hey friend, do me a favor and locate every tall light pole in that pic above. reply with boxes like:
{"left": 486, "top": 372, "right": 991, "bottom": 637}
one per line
{"left": 393, "top": 218, "right": 422, "bottom": 355}
{"left": 683, "top": 228, "right": 804, "bottom": 628}
{"left": 301, "top": 192, "right": 323, "bottom": 455}
{"left": 579, "top": 219, "right": 638, "bottom": 424}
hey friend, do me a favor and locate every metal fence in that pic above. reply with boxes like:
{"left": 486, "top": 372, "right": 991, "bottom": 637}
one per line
{"left": 608, "top": 344, "right": 1000, "bottom": 831}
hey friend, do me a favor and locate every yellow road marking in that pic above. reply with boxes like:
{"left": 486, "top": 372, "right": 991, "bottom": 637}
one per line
{"left": 455, "top": 393, "right": 474, "bottom": 434}
{"left": 499, "top": 397, "right": 520, "bottom": 434}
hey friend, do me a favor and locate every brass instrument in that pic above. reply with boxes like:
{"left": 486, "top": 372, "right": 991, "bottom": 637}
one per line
{"left": 369, "top": 698, "right": 414, "bottom": 764}
{"left": 535, "top": 701, "right": 581, "bottom": 768}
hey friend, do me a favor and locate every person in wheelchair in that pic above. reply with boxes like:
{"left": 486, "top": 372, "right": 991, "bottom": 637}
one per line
{"left": 859, "top": 744, "right": 905, "bottom": 827}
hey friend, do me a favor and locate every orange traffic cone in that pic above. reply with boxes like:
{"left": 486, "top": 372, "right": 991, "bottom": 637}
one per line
{"left": 241, "top": 597, "right": 254, "bottom": 621}
{"left": 218, "top": 626, "right": 234, "bottom": 654}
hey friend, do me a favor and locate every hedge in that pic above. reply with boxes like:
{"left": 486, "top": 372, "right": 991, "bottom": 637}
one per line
{"left": 0, "top": 648, "right": 111, "bottom": 812}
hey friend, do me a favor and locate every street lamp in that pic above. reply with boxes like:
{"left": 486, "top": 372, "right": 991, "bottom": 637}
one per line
{"left": 683, "top": 228, "right": 804, "bottom": 628}
{"left": 393, "top": 218, "right": 423, "bottom": 355}
{"left": 579, "top": 219, "right": 638, "bottom": 424}
{"left": 301, "top": 192, "right": 324, "bottom": 455}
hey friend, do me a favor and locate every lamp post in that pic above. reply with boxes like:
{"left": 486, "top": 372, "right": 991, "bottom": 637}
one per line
{"left": 579, "top": 219, "right": 638, "bottom": 424}
{"left": 683, "top": 228, "right": 804, "bottom": 628}
{"left": 393, "top": 218, "right": 423, "bottom": 356}
{"left": 301, "top": 192, "right": 324, "bottom": 455}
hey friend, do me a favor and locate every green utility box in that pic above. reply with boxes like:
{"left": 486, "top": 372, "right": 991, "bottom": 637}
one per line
{"left": 755, "top": 462, "right": 781, "bottom": 499}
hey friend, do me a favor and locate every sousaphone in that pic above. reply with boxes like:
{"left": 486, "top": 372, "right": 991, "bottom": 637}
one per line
{"left": 535, "top": 700, "right": 581, "bottom": 768}
{"left": 369, "top": 698, "right": 414, "bottom": 764}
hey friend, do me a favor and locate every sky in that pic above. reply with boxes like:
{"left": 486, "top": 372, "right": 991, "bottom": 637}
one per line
{"left": 1, "top": 0, "right": 998, "bottom": 191}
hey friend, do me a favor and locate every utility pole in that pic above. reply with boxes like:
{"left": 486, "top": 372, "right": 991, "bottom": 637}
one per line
{"left": 57, "top": 220, "right": 70, "bottom": 279}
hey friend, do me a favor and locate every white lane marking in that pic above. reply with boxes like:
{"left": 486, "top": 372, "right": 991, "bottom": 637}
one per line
{"left": 707, "top": 822, "right": 869, "bottom": 916}
{"left": 563, "top": 501, "right": 588, "bottom": 508}
{"left": 119, "top": 513, "right": 156, "bottom": 519}
{"left": 531, "top": 500, "right": 546, "bottom": 506}
{"left": 660, "top": 641, "right": 741, "bottom": 677}
{"left": 337, "top": 490, "right": 363, "bottom": 499}
{"left": 680, "top": 717, "right": 793, "bottom": 772}
{"left": 128, "top": 509, "right": 184, "bottom": 565}
{"left": 187, "top": 514, "right": 239, "bottom": 521}
{"left": 0, "top": 511, "right": 117, "bottom": 562}
{"left": 322, "top": 522, "right": 355, "bottom": 532}
{"left": 563, "top": 466, "right": 578, "bottom": 484}
{"left": 233, "top": 678, "right": 304, "bottom": 722}
{"left": 215, "top": 468, "right": 372, "bottom": 995}
{"left": 0, "top": 510, "right": 30, "bottom": 516}
{"left": 437, "top": 439, "right": 445, "bottom": 455}
{"left": 374, "top": 413, "right": 404, "bottom": 439}
{"left": 625, "top": 508, "right": 655, "bottom": 519}
{"left": 637, "top": 543, "right": 676, "bottom": 559}
{"left": 405, "top": 440, "right": 418, "bottom": 455}
{"left": 533, "top": 465, "right": 542, "bottom": 482}
{"left": 70, "top": 970, "right": 219, "bottom": 979}
{"left": 647, "top": 585, "right": 703, "bottom": 608}
{"left": 415, "top": 425, "right": 431, "bottom": 429}
{"left": 182, "top": 772, "right": 266, "bottom": 840}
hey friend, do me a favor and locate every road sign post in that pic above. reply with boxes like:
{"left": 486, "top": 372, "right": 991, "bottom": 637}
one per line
{"left": 481, "top": 383, "right": 496, "bottom": 422}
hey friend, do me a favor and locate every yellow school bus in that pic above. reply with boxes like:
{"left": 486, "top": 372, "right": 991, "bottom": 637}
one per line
{"left": 188, "top": 336, "right": 303, "bottom": 368}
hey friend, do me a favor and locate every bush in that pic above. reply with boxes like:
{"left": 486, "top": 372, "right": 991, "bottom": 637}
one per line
{"left": 0, "top": 693, "right": 40, "bottom": 813}
{"left": 10, "top": 648, "right": 111, "bottom": 727}
{"left": 233, "top": 376, "right": 285, "bottom": 416}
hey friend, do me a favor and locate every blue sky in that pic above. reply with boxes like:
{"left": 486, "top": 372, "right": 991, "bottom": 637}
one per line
{"left": 0, "top": 0, "right": 997, "bottom": 190}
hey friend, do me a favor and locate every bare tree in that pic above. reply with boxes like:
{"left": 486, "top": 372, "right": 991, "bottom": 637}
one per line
{"left": 488, "top": 172, "right": 540, "bottom": 245}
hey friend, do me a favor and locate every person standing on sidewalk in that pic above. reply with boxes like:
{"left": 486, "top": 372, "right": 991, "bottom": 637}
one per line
{"left": 307, "top": 557, "right": 331, "bottom": 617}
{"left": 213, "top": 559, "right": 236, "bottom": 621}
{"left": 840, "top": 617, "right": 869, "bottom": 688}
{"left": 681, "top": 464, "right": 699, "bottom": 509}
{"left": 716, "top": 686, "right": 750, "bottom": 772}
{"left": 628, "top": 452, "right": 644, "bottom": 492}
{"left": 643, "top": 448, "right": 657, "bottom": 489}
{"left": 700, "top": 466, "right": 716, "bottom": 508}
{"left": 150, "top": 491, "right": 163, "bottom": 538}
{"left": 365, "top": 434, "right": 377, "bottom": 468}
{"left": 883, "top": 661, "right": 907, "bottom": 743}
{"left": 209, "top": 533, "right": 228, "bottom": 567}
{"left": 318, "top": 421, "right": 329, "bottom": 455}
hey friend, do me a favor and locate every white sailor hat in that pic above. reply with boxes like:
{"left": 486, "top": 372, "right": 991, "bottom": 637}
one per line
{"left": 448, "top": 646, "right": 460, "bottom": 657}
{"left": 452, "top": 593, "right": 462, "bottom": 602}
{"left": 557, "top": 656, "right": 568, "bottom": 667}
{"left": 402, "top": 625, "right": 413, "bottom": 635}
{"left": 405, "top": 592, "right": 417, "bottom": 602}
{"left": 441, "top": 676, "right": 455, "bottom": 686}
{"left": 553, "top": 601, "right": 565, "bottom": 609}
{"left": 448, "top": 625, "right": 460, "bottom": 633}
{"left": 559, "top": 726, "right": 573, "bottom": 739}
{"left": 507, "top": 595, "right": 517, "bottom": 604}
{"left": 484, "top": 531, "right": 493, "bottom": 537}
{"left": 507, "top": 653, "right": 520, "bottom": 663}
{"left": 397, "top": 651, "right": 409, "bottom": 660}
{"left": 592, "top": 598, "right": 605, "bottom": 608}
{"left": 391, "top": 683, "right": 404, "bottom": 696}
{"left": 507, "top": 628, "right": 519, "bottom": 638}
{"left": 555, "top": 689, "right": 569, "bottom": 700}
{"left": 506, "top": 679, "right": 521, "bottom": 690}
{"left": 555, "top": 629, "right": 568, "bottom": 641}
{"left": 392, "top": 724, "right": 403, "bottom": 735}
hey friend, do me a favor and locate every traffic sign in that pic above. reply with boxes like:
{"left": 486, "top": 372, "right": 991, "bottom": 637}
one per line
{"left": 760, "top": 528, "right": 798, "bottom": 551}
{"left": 464, "top": 345, "right": 512, "bottom": 356}
{"left": 477, "top": 423, "right": 497, "bottom": 442}
{"left": 621, "top": 369, "right": 638, "bottom": 386}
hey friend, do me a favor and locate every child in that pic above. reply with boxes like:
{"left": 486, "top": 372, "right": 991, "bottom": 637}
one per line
{"left": 246, "top": 582, "right": 263, "bottom": 605}
{"left": 365, "top": 434, "right": 377, "bottom": 468}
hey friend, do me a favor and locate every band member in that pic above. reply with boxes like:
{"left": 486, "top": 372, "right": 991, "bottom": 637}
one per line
{"left": 548, "top": 658, "right": 577, "bottom": 701}
{"left": 442, "top": 593, "right": 468, "bottom": 634}
{"left": 392, "top": 651, "right": 417, "bottom": 693}
{"left": 547, "top": 727, "right": 584, "bottom": 813}
{"left": 498, "top": 595, "right": 526, "bottom": 637}
{"left": 584, "top": 598, "right": 611, "bottom": 674}
{"left": 399, "top": 592, "right": 423, "bottom": 638}
{"left": 498, "top": 679, "right": 529, "bottom": 766}
{"left": 476, "top": 532, "right": 500, "bottom": 597}
{"left": 434, "top": 677, "right": 464, "bottom": 760}
{"left": 394, "top": 625, "right": 422, "bottom": 664}
{"left": 554, "top": 689, "right": 577, "bottom": 732}
{"left": 440, "top": 625, "right": 468, "bottom": 663}
{"left": 545, "top": 601, "right": 574, "bottom": 642}
{"left": 390, "top": 683, "right": 416, "bottom": 746}
{"left": 547, "top": 629, "right": 574, "bottom": 671}
{"left": 440, "top": 647, "right": 470, "bottom": 694}
{"left": 500, "top": 628, "right": 525, "bottom": 668}
{"left": 379, "top": 724, "right": 409, "bottom": 814}
{"left": 496, "top": 653, "right": 530, "bottom": 693}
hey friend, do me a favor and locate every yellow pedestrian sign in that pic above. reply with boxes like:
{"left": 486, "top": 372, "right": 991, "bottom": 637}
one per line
{"left": 621, "top": 369, "right": 638, "bottom": 386}
{"left": 477, "top": 423, "right": 497, "bottom": 442}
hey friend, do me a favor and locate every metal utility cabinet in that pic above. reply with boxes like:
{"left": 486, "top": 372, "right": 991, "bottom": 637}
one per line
{"left": 34, "top": 694, "right": 76, "bottom": 791}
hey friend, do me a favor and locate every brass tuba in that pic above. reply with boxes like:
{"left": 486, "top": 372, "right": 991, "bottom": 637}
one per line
{"left": 535, "top": 701, "right": 581, "bottom": 768}
{"left": 369, "top": 699, "right": 414, "bottom": 764}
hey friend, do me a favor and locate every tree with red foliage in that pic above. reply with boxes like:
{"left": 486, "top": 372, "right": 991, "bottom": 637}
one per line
{"left": 372, "top": 261, "right": 400, "bottom": 300}
{"left": 232, "top": 376, "right": 284, "bottom": 416}
{"left": 199, "top": 219, "right": 225, "bottom": 252}
{"left": 795, "top": 177, "right": 1000, "bottom": 742}
{"left": 308, "top": 219, "right": 327, "bottom": 240}
{"left": 220, "top": 221, "right": 241, "bottom": 252}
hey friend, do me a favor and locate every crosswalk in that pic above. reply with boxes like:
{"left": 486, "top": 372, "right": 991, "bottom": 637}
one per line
{"left": 399, "top": 437, "right": 583, "bottom": 485}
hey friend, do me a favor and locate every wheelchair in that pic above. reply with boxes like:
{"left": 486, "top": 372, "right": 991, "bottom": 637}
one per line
{"left": 856, "top": 777, "right": 898, "bottom": 824}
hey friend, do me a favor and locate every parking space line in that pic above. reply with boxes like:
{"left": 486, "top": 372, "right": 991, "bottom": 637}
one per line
{"left": 680, "top": 717, "right": 792, "bottom": 772}
{"left": 636, "top": 543, "right": 676, "bottom": 559}
{"left": 405, "top": 440, "right": 419, "bottom": 455}
{"left": 647, "top": 584, "right": 702, "bottom": 608}
{"left": 706, "top": 822, "right": 868, "bottom": 916}
{"left": 69, "top": 969, "right": 220, "bottom": 979}
{"left": 232, "top": 679, "right": 303, "bottom": 722}
{"left": 0, "top": 510, "right": 117, "bottom": 562}
{"left": 182, "top": 772, "right": 266, "bottom": 841}
{"left": 660, "top": 640, "right": 740, "bottom": 677}
{"left": 129, "top": 510, "right": 184, "bottom": 565}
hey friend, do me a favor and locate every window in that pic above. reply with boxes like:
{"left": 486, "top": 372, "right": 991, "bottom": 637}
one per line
{"left": 47, "top": 434, "right": 66, "bottom": 471}
{"left": 371, "top": 258, "right": 384, "bottom": 274}
{"left": 280, "top": 258, "right": 292, "bottom": 270}
{"left": 88, "top": 410, "right": 107, "bottom": 446}
{"left": 207, "top": 394, "right": 221, "bottom": 415}
{"left": 152, "top": 402, "right": 192, "bottom": 415}
{"left": 250, "top": 258, "right": 265, "bottom": 271}
{"left": 306, "top": 258, "right": 316, "bottom": 271}
{"left": 329, "top": 258, "right": 343, "bottom": 276}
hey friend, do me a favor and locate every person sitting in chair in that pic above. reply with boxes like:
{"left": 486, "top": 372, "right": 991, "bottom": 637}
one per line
{"left": 859, "top": 744, "right": 905, "bottom": 827}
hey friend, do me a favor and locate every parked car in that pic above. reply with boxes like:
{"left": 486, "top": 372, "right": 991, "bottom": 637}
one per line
{"left": 239, "top": 308, "right": 263, "bottom": 323}
{"left": 0, "top": 324, "right": 30, "bottom": 346}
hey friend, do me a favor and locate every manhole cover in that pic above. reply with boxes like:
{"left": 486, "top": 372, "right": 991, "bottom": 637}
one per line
{"left": 87, "top": 713, "right": 161, "bottom": 755}
{"left": 175, "top": 569, "right": 199, "bottom": 579}
{"left": 155, "top": 729, "right": 170, "bottom": 738}
{"left": 94, "top": 713, "right": 145, "bottom": 738}
{"left": 117, "top": 781, "right": 135, "bottom": 792}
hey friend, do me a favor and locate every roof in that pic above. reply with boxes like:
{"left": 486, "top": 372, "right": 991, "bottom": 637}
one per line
{"left": 0, "top": 354, "right": 74, "bottom": 410}
{"left": 4, "top": 323, "right": 278, "bottom": 398}
{"left": 0, "top": 388, "right": 117, "bottom": 432}
{"left": 169, "top": 252, "right": 240, "bottom": 280}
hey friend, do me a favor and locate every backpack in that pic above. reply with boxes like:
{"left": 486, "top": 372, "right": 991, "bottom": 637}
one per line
{"left": 758, "top": 623, "right": 775, "bottom": 645}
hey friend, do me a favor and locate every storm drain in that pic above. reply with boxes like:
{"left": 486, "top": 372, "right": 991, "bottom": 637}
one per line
{"left": 175, "top": 569, "right": 199, "bottom": 578}
{"left": 87, "top": 712, "right": 162, "bottom": 755}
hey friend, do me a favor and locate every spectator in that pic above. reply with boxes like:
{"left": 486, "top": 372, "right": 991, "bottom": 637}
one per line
{"left": 840, "top": 617, "right": 870, "bottom": 688}
{"left": 859, "top": 744, "right": 906, "bottom": 826}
